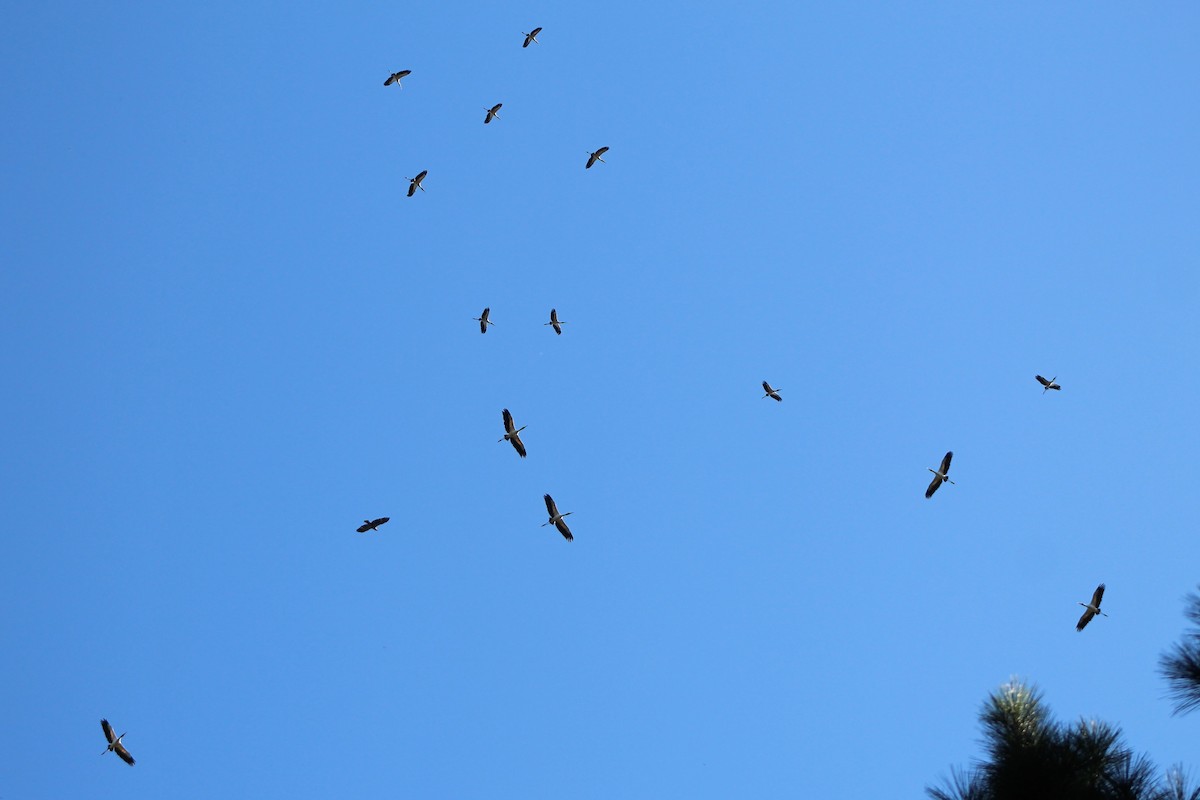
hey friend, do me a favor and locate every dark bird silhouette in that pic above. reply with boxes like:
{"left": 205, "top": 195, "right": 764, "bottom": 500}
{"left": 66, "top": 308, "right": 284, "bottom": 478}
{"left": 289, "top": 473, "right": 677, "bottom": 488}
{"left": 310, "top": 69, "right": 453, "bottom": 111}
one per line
{"left": 384, "top": 70, "right": 411, "bottom": 88}
{"left": 405, "top": 170, "right": 428, "bottom": 197}
{"left": 484, "top": 103, "right": 503, "bottom": 124}
{"left": 1036, "top": 375, "right": 1061, "bottom": 393}
{"left": 499, "top": 409, "right": 527, "bottom": 458}
{"left": 586, "top": 147, "right": 609, "bottom": 169}
{"left": 357, "top": 517, "right": 390, "bottom": 533}
{"left": 925, "top": 451, "right": 955, "bottom": 498}
{"left": 542, "top": 494, "right": 574, "bottom": 541}
{"left": 1076, "top": 583, "right": 1108, "bottom": 631}
{"left": 762, "top": 381, "right": 782, "bottom": 402}
{"left": 522, "top": 27, "right": 542, "bottom": 47}
{"left": 100, "top": 719, "right": 135, "bottom": 766}
{"left": 545, "top": 308, "right": 566, "bottom": 335}
{"left": 473, "top": 307, "right": 494, "bottom": 333}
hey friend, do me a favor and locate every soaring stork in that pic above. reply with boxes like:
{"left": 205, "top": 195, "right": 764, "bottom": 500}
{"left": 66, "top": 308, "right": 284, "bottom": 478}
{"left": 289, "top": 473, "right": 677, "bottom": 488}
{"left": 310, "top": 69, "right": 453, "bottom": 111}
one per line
{"left": 542, "top": 494, "right": 574, "bottom": 541}
{"left": 1036, "top": 375, "right": 1061, "bottom": 393}
{"left": 522, "top": 27, "right": 542, "bottom": 47}
{"left": 100, "top": 719, "right": 135, "bottom": 766}
{"left": 925, "top": 451, "right": 955, "bottom": 498}
{"left": 545, "top": 308, "right": 566, "bottom": 335}
{"left": 405, "top": 170, "right": 428, "bottom": 197}
{"left": 384, "top": 69, "right": 411, "bottom": 88}
{"left": 762, "top": 381, "right": 782, "bottom": 402}
{"left": 356, "top": 517, "right": 390, "bottom": 533}
{"left": 499, "top": 409, "right": 527, "bottom": 458}
{"left": 484, "top": 103, "right": 502, "bottom": 124}
{"left": 586, "top": 147, "right": 609, "bottom": 169}
{"left": 473, "top": 307, "right": 494, "bottom": 333}
{"left": 1076, "top": 583, "right": 1108, "bottom": 631}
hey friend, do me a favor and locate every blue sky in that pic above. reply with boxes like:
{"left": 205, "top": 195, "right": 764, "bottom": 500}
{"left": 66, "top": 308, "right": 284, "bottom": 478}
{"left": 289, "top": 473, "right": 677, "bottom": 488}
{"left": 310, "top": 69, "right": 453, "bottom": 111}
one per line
{"left": 3, "top": 2, "right": 1199, "bottom": 797}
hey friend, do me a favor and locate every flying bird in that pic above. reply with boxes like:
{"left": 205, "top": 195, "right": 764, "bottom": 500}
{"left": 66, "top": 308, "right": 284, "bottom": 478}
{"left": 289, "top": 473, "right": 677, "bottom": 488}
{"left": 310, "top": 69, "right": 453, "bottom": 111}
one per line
{"left": 473, "top": 307, "right": 494, "bottom": 333}
{"left": 356, "top": 517, "right": 390, "bottom": 533}
{"left": 1036, "top": 375, "right": 1061, "bottom": 393}
{"left": 384, "top": 69, "right": 411, "bottom": 88}
{"left": 545, "top": 308, "right": 566, "bottom": 335}
{"left": 100, "top": 719, "right": 135, "bottom": 766}
{"left": 762, "top": 381, "right": 782, "bottom": 402}
{"left": 925, "top": 451, "right": 955, "bottom": 498}
{"left": 405, "top": 170, "right": 427, "bottom": 197}
{"left": 542, "top": 494, "right": 574, "bottom": 541}
{"left": 522, "top": 27, "right": 542, "bottom": 47}
{"left": 499, "top": 408, "right": 527, "bottom": 458}
{"left": 1076, "top": 583, "right": 1107, "bottom": 631}
{"left": 586, "top": 147, "right": 609, "bottom": 169}
{"left": 484, "top": 103, "right": 502, "bottom": 124}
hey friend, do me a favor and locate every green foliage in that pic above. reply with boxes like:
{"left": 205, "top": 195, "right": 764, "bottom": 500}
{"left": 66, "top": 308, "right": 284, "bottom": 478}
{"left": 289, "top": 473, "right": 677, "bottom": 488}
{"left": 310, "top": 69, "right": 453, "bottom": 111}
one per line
{"left": 1160, "top": 589, "right": 1200, "bottom": 716}
{"left": 928, "top": 680, "right": 1196, "bottom": 800}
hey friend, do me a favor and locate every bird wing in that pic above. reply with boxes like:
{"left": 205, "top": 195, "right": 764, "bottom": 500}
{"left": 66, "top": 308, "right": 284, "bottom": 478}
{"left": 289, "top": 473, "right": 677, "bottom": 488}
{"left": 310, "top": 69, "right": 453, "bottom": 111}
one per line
{"left": 940, "top": 451, "right": 953, "bottom": 475}
{"left": 397, "top": 70, "right": 411, "bottom": 79}
{"left": 550, "top": 309, "right": 558, "bottom": 323}
{"left": 544, "top": 494, "right": 558, "bottom": 517}
{"left": 374, "top": 517, "right": 390, "bottom": 527}
{"left": 552, "top": 322, "right": 561, "bottom": 335}
{"left": 510, "top": 433, "right": 526, "bottom": 458}
{"left": 925, "top": 474, "right": 943, "bottom": 498}
{"left": 415, "top": 170, "right": 427, "bottom": 183}
{"left": 502, "top": 408, "right": 515, "bottom": 433}
{"left": 556, "top": 517, "right": 574, "bottom": 541}
{"left": 384, "top": 75, "right": 395, "bottom": 86}
{"left": 101, "top": 719, "right": 116, "bottom": 744}
{"left": 1076, "top": 607, "right": 1096, "bottom": 631}
{"left": 762, "top": 381, "right": 772, "bottom": 393}
{"left": 595, "top": 146, "right": 609, "bottom": 157}
{"left": 1091, "top": 583, "right": 1106, "bottom": 609}
{"left": 1036, "top": 375, "right": 1050, "bottom": 387}
{"left": 492, "top": 103, "right": 502, "bottom": 113}
{"left": 586, "top": 153, "right": 597, "bottom": 168}
{"left": 114, "top": 741, "right": 135, "bottom": 766}
{"left": 356, "top": 522, "right": 371, "bottom": 532}
{"left": 481, "top": 307, "right": 490, "bottom": 320}
{"left": 531, "top": 27, "right": 542, "bottom": 36}
{"left": 407, "top": 182, "right": 416, "bottom": 197}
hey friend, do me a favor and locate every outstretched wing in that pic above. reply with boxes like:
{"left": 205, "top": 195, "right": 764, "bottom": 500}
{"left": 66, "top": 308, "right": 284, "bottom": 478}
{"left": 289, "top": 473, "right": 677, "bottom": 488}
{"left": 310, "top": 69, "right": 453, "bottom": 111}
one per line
{"left": 552, "top": 322, "right": 562, "bottom": 335}
{"left": 101, "top": 719, "right": 116, "bottom": 744}
{"left": 502, "top": 408, "right": 516, "bottom": 434}
{"left": 384, "top": 74, "right": 395, "bottom": 86}
{"left": 407, "top": 181, "right": 417, "bottom": 197}
{"left": 114, "top": 741, "right": 135, "bottom": 765}
{"left": 530, "top": 27, "right": 542, "bottom": 36}
{"left": 1036, "top": 375, "right": 1050, "bottom": 387}
{"left": 556, "top": 517, "right": 574, "bottom": 541}
{"left": 550, "top": 308, "right": 559, "bottom": 324}
{"left": 1091, "top": 583, "right": 1106, "bottom": 609}
{"left": 939, "top": 451, "right": 953, "bottom": 475}
{"left": 1076, "top": 606, "right": 1096, "bottom": 631}
{"left": 925, "top": 474, "right": 943, "bottom": 499}
{"left": 544, "top": 494, "right": 558, "bottom": 517}
{"left": 414, "top": 170, "right": 427, "bottom": 184}
{"left": 356, "top": 521, "right": 371, "bottom": 532}
{"left": 510, "top": 433, "right": 526, "bottom": 458}
{"left": 594, "top": 146, "right": 609, "bottom": 157}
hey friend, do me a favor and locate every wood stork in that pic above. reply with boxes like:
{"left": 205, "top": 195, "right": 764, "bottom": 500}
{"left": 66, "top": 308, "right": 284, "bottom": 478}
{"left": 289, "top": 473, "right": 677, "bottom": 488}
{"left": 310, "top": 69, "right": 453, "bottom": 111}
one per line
{"left": 586, "top": 147, "right": 609, "bottom": 169}
{"left": 384, "top": 69, "right": 411, "bottom": 88}
{"left": 545, "top": 308, "right": 566, "bottom": 335}
{"left": 522, "top": 27, "right": 542, "bottom": 47}
{"left": 405, "top": 170, "right": 427, "bottom": 197}
{"left": 484, "top": 103, "right": 502, "bottom": 124}
{"left": 1036, "top": 375, "right": 1061, "bottom": 393}
{"left": 473, "top": 307, "right": 494, "bottom": 333}
{"left": 499, "top": 409, "right": 527, "bottom": 458}
{"left": 356, "top": 517, "right": 390, "bottom": 533}
{"left": 542, "top": 494, "right": 574, "bottom": 541}
{"left": 100, "top": 719, "right": 135, "bottom": 766}
{"left": 762, "top": 381, "right": 782, "bottom": 402}
{"left": 925, "top": 451, "right": 955, "bottom": 498}
{"left": 1076, "top": 583, "right": 1107, "bottom": 631}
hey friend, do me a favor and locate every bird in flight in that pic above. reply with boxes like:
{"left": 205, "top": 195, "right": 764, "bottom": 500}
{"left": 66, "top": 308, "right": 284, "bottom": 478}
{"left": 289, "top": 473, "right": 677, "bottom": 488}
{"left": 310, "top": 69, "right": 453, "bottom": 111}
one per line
{"left": 100, "top": 719, "right": 135, "bottom": 766}
{"left": 545, "top": 308, "right": 566, "bottom": 335}
{"left": 762, "top": 381, "right": 782, "bottom": 402}
{"left": 357, "top": 517, "right": 390, "bottom": 533}
{"left": 542, "top": 494, "right": 574, "bottom": 541}
{"left": 499, "top": 409, "right": 527, "bottom": 458}
{"left": 522, "top": 27, "right": 542, "bottom": 48}
{"left": 1076, "top": 583, "right": 1108, "bottom": 631}
{"left": 586, "top": 147, "right": 609, "bottom": 169}
{"left": 925, "top": 451, "right": 955, "bottom": 498}
{"left": 484, "top": 103, "right": 502, "bottom": 124}
{"left": 405, "top": 170, "right": 428, "bottom": 197}
{"left": 384, "top": 70, "right": 411, "bottom": 88}
{"left": 1036, "top": 375, "right": 1061, "bottom": 393}
{"left": 473, "top": 307, "right": 494, "bottom": 333}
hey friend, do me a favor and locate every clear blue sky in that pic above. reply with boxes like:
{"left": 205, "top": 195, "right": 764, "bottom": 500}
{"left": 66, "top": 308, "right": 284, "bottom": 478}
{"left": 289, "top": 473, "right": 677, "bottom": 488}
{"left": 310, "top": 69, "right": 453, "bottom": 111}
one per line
{"left": 2, "top": 2, "right": 1199, "bottom": 797}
